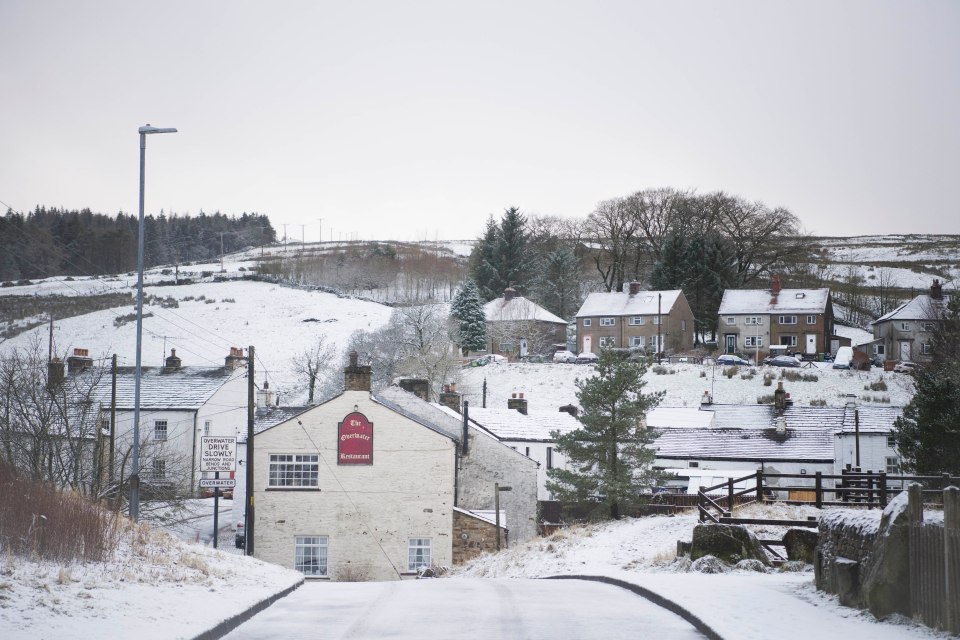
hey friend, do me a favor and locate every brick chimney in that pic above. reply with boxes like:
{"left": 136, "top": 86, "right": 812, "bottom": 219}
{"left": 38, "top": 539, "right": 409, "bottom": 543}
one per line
{"left": 508, "top": 392, "right": 528, "bottom": 415}
{"left": 47, "top": 357, "right": 65, "bottom": 389}
{"left": 438, "top": 383, "right": 462, "bottom": 413}
{"left": 770, "top": 274, "right": 781, "bottom": 305}
{"left": 225, "top": 347, "right": 246, "bottom": 369}
{"left": 398, "top": 378, "right": 430, "bottom": 402}
{"left": 559, "top": 404, "right": 578, "bottom": 418}
{"left": 66, "top": 348, "right": 93, "bottom": 375}
{"left": 344, "top": 351, "right": 372, "bottom": 392}
{"left": 774, "top": 381, "right": 787, "bottom": 413}
{"left": 931, "top": 279, "right": 943, "bottom": 301}
{"left": 628, "top": 282, "right": 641, "bottom": 295}
{"left": 163, "top": 348, "right": 182, "bottom": 373}
{"left": 503, "top": 287, "right": 516, "bottom": 302}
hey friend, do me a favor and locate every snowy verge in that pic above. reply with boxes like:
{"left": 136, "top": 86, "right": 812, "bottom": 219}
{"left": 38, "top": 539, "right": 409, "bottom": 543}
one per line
{"left": 0, "top": 520, "right": 303, "bottom": 640}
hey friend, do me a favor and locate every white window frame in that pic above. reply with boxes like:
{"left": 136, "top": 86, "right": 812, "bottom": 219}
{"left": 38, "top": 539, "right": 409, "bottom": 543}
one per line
{"left": 745, "top": 336, "right": 764, "bottom": 348}
{"left": 921, "top": 322, "right": 935, "bottom": 332}
{"left": 725, "top": 317, "right": 736, "bottom": 325}
{"left": 874, "top": 344, "right": 886, "bottom": 356}
{"left": 408, "top": 538, "right": 432, "bottom": 571}
{"left": 600, "top": 317, "right": 615, "bottom": 327}
{"left": 652, "top": 317, "right": 661, "bottom": 325}
{"left": 899, "top": 322, "right": 911, "bottom": 331}
{"left": 268, "top": 454, "right": 319, "bottom": 488}
{"left": 806, "top": 315, "right": 817, "bottom": 325}
{"left": 582, "top": 318, "right": 592, "bottom": 327}
{"left": 152, "top": 459, "right": 166, "bottom": 479}
{"left": 650, "top": 336, "right": 660, "bottom": 352}
{"left": 295, "top": 535, "right": 328, "bottom": 576}
{"left": 629, "top": 316, "right": 645, "bottom": 326}
{"left": 154, "top": 420, "right": 168, "bottom": 441}
{"left": 921, "top": 342, "right": 931, "bottom": 355}
{"left": 599, "top": 336, "right": 616, "bottom": 348}
{"left": 745, "top": 316, "right": 762, "bottom": 326}
{"left": 630, "top": 336, "right": 645, "bottom": 348}
{"left": 885, "top": 457, "right": 900, "bottom": 474}
{"left": 779, "top": 315, "right": 797, "bottom": 325}
{"left": 886, "top": 434, "right": 897, "bottom": 448}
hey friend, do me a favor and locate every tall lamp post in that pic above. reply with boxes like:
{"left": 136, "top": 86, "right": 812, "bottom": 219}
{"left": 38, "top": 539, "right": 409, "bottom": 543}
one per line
{"left": 131, "top": 124, "right": 177, "bottom": 522}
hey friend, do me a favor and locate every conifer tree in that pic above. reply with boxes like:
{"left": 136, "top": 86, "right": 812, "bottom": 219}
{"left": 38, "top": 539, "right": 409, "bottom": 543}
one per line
{"left": 546, "top": 350, "right": 663, "bottom": 519}
{"left": 472, "top": 216, "right": 501, "bottom": 301}
{"left": 450, "top": 279, "right": 488, "bottom": 355}
{"left": 495, "top": 206, "right": 531, "bottom": 293}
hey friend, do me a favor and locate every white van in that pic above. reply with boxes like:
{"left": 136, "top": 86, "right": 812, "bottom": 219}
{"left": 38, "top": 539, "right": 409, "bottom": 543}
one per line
{"left": 832, "top": 346, "right": 853, "bottom": 369}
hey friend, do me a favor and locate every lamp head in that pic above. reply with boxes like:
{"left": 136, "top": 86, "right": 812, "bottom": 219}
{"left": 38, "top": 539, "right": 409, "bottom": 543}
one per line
{"left": 139, "top": 124, "right": 178, "bottom": 134}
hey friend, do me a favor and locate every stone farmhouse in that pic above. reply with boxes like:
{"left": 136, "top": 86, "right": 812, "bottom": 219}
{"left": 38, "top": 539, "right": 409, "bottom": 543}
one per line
{"left": 483, "top": 287, "right": 568, "bottom": 359}
{"left": 870, "top": 279, "right": 950, "bottom": 363}
{"left": 717, "top": 275, "right": 835, "bottom": 359}
{"left": 574, "top": 284, "right": 695, "bottom": 355}
{"left": 249, "top": 356, "right": 537, "bottom": 580}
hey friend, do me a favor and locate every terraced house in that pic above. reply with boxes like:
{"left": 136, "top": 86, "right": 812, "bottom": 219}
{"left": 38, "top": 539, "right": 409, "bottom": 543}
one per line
{"left": 574, "top": 284, "right": 694, "bottom": 355}
{"left": 870, "top": 279, "right": 949, "bottom": 363}
{"left": 717, "top": 275, "right": 835, "bottom": 359}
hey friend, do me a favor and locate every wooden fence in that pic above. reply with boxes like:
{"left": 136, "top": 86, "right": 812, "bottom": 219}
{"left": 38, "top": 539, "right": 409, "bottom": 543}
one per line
{"left": 909, "top": 484, "right": 959, "bottom": 634}
{"left": 696, "top": 470, "right": 959, "bottom": 527}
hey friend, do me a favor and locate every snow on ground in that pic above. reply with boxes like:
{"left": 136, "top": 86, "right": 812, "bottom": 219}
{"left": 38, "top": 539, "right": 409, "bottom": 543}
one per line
{"left": 458, "top": 361, "right": 914, "bottom": 411}
{"left": 0, "top": 517, "right": 301, "bottom": 640}
{"left": 453, "top": 503, "right": 948, "bottom": 639}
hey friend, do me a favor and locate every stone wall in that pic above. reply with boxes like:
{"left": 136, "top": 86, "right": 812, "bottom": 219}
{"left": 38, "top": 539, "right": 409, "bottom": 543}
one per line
{"left": 453, "top": 510, "right": 502, "bottom": 564}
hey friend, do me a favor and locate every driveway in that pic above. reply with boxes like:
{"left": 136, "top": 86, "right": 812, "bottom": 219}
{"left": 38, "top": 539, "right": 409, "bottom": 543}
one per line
{"left": 223, "top": 578, "right": 707, "bottom": 639}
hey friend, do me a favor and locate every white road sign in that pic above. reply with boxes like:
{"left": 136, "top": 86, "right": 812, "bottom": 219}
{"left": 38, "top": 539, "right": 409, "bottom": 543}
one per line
{"left": 199, "top": 478, "right": 236, "bottom": 489}
{"left": 200, "top": 436, "right": 237, "bottom": 472}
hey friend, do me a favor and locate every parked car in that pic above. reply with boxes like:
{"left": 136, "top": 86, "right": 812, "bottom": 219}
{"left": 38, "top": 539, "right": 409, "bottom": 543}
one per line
{"left": 575, "top": 352, "right": 599, "bottom": 364}
{"left": 768, "top": 355, "right": 802, "bottom": 368}
{"left": 471, "top": 354, "right": 508, "bottom": 366}
{"left": 553, "top": 350, "right": 577, "bottom": 363}
{"left": 894, "top": 361, "right": 921, "bottom": 373}
{"left": 716, "top": 354, "right": 750, "bottom": 366}
{"left": 235, "top": 522, "right": 245, "bottom": 549}
{"left": 520, "top": 354, "right": 546, "bottom": 363}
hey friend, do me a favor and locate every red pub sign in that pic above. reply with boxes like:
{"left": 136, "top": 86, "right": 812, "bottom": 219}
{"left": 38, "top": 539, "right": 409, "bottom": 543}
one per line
{"left": 338, "top": 411, "right": 373, "bottom": 465}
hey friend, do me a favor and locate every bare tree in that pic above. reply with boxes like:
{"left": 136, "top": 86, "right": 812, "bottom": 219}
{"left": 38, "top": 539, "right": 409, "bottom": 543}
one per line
{"left": 291, "top": 336, "right": 336, "bottom": 404}
{"left": 588, "top": 197, "right": 637, "bottom": 292}
{"left": 868, "top": 267, "right": 901, "bottom": 318}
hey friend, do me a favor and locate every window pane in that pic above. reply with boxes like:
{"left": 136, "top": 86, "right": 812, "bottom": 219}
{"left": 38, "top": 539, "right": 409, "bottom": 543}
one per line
{"left": 295, "top": 535, "right": 328, "bottom": 576}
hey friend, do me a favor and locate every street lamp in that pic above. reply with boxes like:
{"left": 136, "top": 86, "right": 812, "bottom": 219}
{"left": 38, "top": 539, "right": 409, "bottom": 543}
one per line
{"left": 494, "top": 483, "right": 512, "bottom": 551}
{"left": 131, "top": 124, "right": 177, "bottom": 522}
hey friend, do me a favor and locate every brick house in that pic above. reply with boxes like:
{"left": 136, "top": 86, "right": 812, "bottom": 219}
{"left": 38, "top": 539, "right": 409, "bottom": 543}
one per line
{"left": 717, "top": 275, "right": 834, "bottom": 359}
{"left": 871, "top": 279, "right": 950, "bottom": 363}
{"left": 484, "top": 288, "right": 568, "bottom": 359}
{"left": 574, "top": 284, "right": 695, "bottom": 355}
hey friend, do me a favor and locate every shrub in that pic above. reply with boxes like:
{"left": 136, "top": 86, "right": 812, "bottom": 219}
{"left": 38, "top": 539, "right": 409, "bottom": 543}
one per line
{"left": 724, "top": 366, "right": 739, "bottom": 379}
{"left": 865, "top": 378, "right": 888, "bottom": 392}
{"left": 810, "top": 398, "right": 827, "bottom": 407}
{"left": 0, "top": 461, "right": 120, "bottom": 562}
{"left": 652, "top": 365, "right": 676, "bottom": 375}
{"left": 220, "top": 298, "right": 236, "bottom": 303}
{"left": 763, "top": 372, "right": 775, "bottom": 387}
{"left": 700, "top": 370, "right": 707, "bottom": 378}
{"left": 741, "top": 369, "right": 756, "bottom": 380}
{"left": 204, "top": 298, "right": 215, "bottom": 304}
{"left": 757, "top": 394, "right": 775, "bottom": 404}
{"left": 780, "top": 370, "right": 802, "bottom": 382}
{"left": 802, "top": 373, "right": 819, "bottom": 382}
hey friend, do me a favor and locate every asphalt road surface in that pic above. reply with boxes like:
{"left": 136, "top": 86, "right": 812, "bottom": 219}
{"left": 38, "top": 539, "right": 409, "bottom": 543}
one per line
{"left": 224, "top": 578, "right": 707, "bottom": 640}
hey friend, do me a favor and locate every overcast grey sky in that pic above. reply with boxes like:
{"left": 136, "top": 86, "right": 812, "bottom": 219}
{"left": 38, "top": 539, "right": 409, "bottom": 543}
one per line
{"left": 1, "top": 1, "right": 957, "bottom": 241}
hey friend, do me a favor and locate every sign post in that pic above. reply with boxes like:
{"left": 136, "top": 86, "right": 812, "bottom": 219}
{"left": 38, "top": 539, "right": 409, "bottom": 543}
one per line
{"left": 199, "top": 436, "right": 237, "bottom": 549}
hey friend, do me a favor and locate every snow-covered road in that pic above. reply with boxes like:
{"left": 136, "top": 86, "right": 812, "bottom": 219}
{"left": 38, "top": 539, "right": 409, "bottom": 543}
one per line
{"left": 222, "top": 578, "right": 707, "bottom": 639}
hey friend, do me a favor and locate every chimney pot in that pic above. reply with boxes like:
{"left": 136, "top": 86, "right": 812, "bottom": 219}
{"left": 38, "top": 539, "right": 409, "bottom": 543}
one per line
{"left": 503, "top": 287, "right": 516, "bottom": 301}
{"left": 344, "top": 351, "right": 372, "bottom": 392}
{"left": 629, "top": 282, "right": 641, "bottom": 295}
{"left": 931, "top": 279, "right": 944, "bottom": 300}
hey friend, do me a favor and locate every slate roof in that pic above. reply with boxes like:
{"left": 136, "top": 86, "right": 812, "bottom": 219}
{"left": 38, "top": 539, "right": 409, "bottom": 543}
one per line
{"left": 85, "top": 366, "right": 243, "bottom": 411}
{"left": 653, "top": 427, "right": 835, "bottom": 462}
{"left": 434, "top": 405, "right": 580, "bottom": 442}
{"left": 646, "top": 407, "right": 714, "bottom": 429}
{"left": 718, "top": 288, "right": 830, "bottom": 315}
{"left": 575, "top": 290, "right": 683, "bottom": 318}
{"left": 484, "top": 296, "right": 567, "bottom": 325}
{"left": 374, "top": 386, "right": 463, "bottom": 443}
{"left": 253, "top": 406, "right": 312, "bottom": 434}
{"left": 872, "top": 294, "right": 950, "bottom": 324}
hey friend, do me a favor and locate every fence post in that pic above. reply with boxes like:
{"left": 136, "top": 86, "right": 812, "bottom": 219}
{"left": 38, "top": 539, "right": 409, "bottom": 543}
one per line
{"left": 815, "top": 471, "right": 823, "bottom": 509}
{"left": 698, "top": 485, "right": 706, "bottom": 523}
{"left": 879, "top": 472, "right": 888, "bottom": 508}
{"left": 944, "top": 486, "right": 959, "bottom": 634}
{"left": 841, "top": 467, "right": 848, "bottom": 503}
{"left": 727, "top": 478, "right": 735, "bottom": 516}
{"left": 867, "top": 470, "right": 875, "bottom": 507}
{"left": 756, "top": 469, "right": 763, "bottom": 503}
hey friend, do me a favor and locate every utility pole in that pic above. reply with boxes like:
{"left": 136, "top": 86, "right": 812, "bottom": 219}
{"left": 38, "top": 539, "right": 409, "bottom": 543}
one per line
{"left": 300, "top": 224, "right": 305, "bottom": 246}
{"left": 110, "top": 354, "right": 117, "bottom": 488}
{"left": 317, "top": 218, "right": 322, "bottom": 244}
{"left": 245, "top": 345, "right": 255, "bottom": 555}
{"left": 220, "top": 232, "right": 225, "bottom": 272}
{"left": 282, "top": 224, "right": 288, "bottom": 253}
{"left": 657, "top": 293, "right": 662, "bottom": 365}
{"left": 47, "top": 312, "right": 54, "bottom": 364}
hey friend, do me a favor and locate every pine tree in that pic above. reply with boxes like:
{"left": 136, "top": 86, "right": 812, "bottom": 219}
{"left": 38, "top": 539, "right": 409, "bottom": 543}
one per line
{"left": 539, "top": 246, "right": 582, "bottom": 320}
{"left": 495, "top": 206, "right": 531, "bottom": 293}
{"left": 546, "top": 350, "right": 664, "bottom": 519}
{"left": 450, "top": 279, "right": 488, "bottom": 355}
{"left": 472, "top": 216, "right": 501, "bottom": 301}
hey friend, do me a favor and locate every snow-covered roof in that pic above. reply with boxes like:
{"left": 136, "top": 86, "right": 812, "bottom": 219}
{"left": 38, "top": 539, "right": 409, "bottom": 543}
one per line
{"left": 872, "top": 293, "right": 950, "bottom": 324}
{"left": 575, "top": 290, "right": 683, "bottom": 318}
{"left": 484, "top": 295, "right": 567, "bottom": 325}
{"left": 253, "top": 405, "right": 312, "bottom": 434}
{"left": 454, "top": 507, "right": 507, "bottom": 528}
{"left": 645, "top": 407, "right": 715, "bottom": 429}
{"left": 704, "top": 403, "right": 900, "bottom": 434}
{"left": 654, "top": 427, "right": 835, "bottom": 462}
{"left": 85, "top": 366, "right": 243, "bottom": 411}
{"left": 433, "top": 405, "right": 580, "bottom": 442}
{"left": 373, "top": 386, "right": 462, "bottom": 443}
{"left": 834, "top": 325, "right": 877, "bottom": 347}
{"left": 717, "top": 288, "right": 830, "bottom": 315}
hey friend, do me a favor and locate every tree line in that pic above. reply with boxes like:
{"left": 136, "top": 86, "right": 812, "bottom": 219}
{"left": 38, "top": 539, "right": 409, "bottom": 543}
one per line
{"left": 0, "top": 206, "right": 275, "bottom": 281}
{"left": 468, "top": 187, "right": 809, "bottom": 342}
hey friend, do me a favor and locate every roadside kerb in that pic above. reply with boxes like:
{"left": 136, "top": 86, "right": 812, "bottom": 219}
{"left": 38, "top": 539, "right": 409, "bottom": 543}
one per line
{"left": 544, "top": 574, "right": 724, "bottom": 640}
{"left": 192, "top": 577, "right": 304, "bottom": 640}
